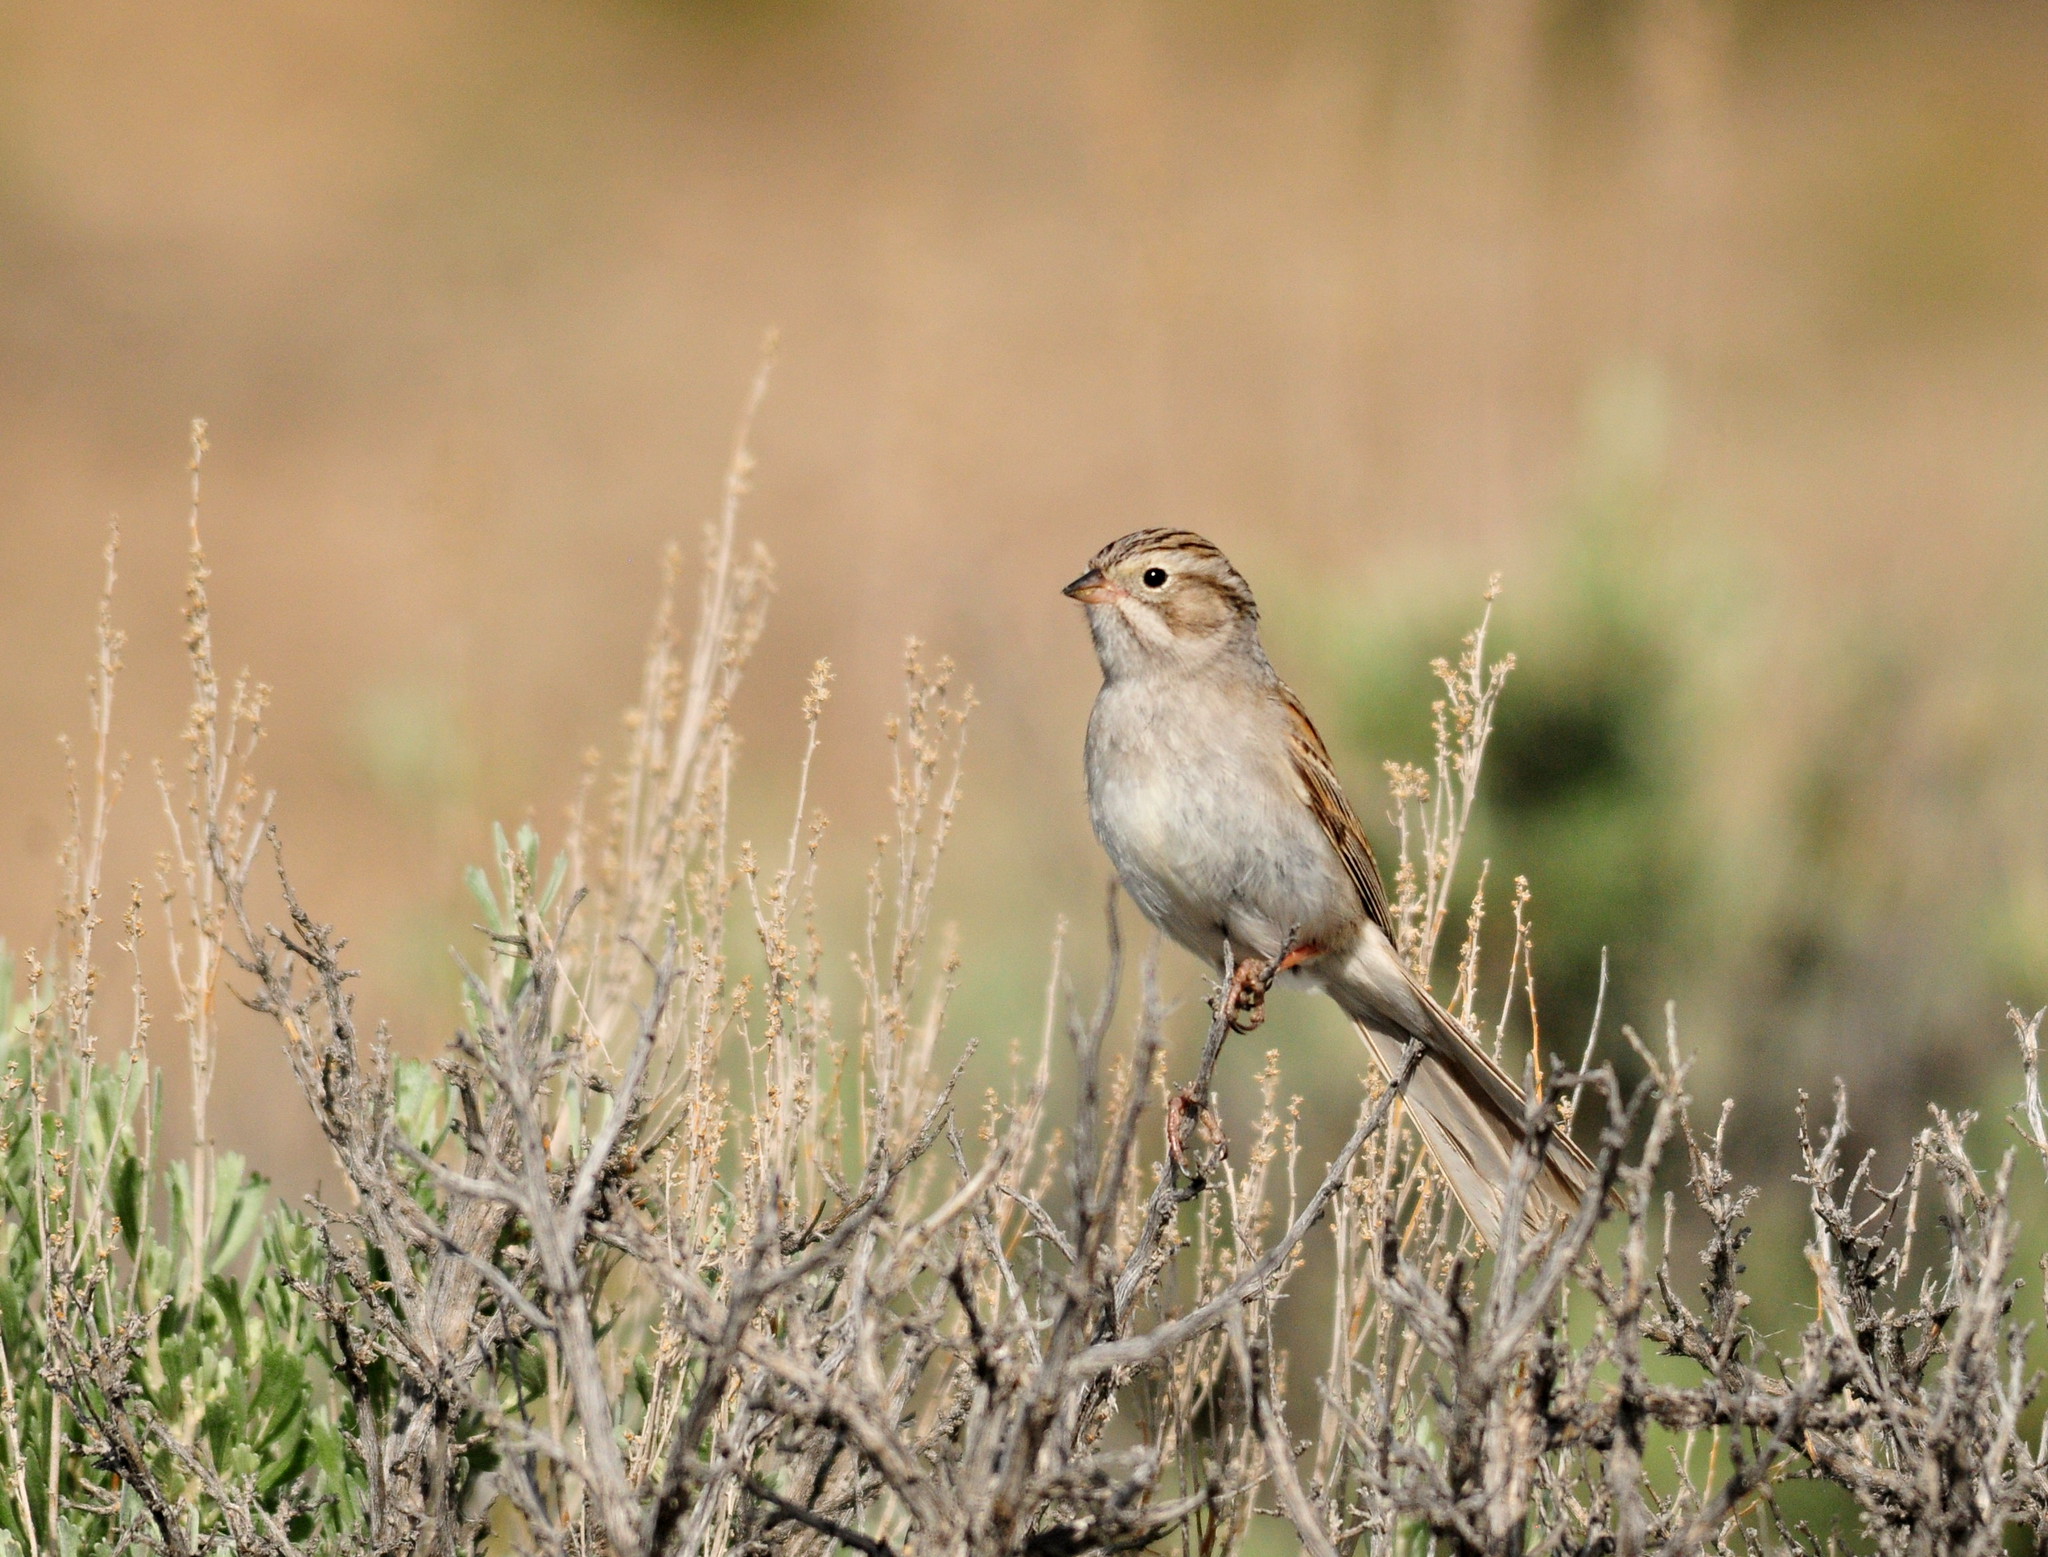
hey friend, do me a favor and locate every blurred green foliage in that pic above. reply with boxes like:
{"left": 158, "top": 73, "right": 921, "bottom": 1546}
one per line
{"left": 347, "top": 676, "right": 475, "bottom": 814}
{"left": 0, "top": 948, "right": 369, "bottom": 1552}
{"left": 1262, "top": 374, "right": 2048, "bottom": 1165}
{"left": 1268, "top": 514, "right": 1703, "bottom": 1096}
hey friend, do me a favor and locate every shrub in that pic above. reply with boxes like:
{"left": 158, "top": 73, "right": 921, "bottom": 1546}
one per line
{"left": 5, "top": 404, "right": 2048, "bottom": 1556}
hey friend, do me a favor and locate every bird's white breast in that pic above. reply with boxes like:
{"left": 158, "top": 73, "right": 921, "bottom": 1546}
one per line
{"left": 1084, "top": 674, "right": 1358, "bottom": 965}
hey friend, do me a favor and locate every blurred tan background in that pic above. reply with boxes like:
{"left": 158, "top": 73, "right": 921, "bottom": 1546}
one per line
{"left": 5, "top": 0, "right": 2048, "bottom": 1193}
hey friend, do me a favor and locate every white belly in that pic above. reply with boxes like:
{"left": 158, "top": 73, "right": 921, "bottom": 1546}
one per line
{"left": 1084, "top": 678, "right": 1358, "bottom": 966}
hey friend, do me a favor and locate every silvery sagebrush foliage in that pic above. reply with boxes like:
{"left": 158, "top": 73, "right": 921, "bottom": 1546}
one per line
{"left": 4, "top": 390, "right": 2048, "bottom": 1556}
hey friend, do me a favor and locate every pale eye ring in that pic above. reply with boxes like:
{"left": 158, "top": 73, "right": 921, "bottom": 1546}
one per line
{"left": 1142, "top": 566, "right": 1168, "bottom": 588}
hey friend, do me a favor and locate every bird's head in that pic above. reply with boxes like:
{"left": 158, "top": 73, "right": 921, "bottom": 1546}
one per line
{"left": 1063, "top": 529, "right": 1262, "bottom": 680}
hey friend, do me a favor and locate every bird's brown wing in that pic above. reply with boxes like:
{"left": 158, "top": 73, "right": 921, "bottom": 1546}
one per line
{"left": 1280, "top": 688, "right": 1604, "bottom": 1243}
{"left": 1278, "top": 684, "right": 1396, "bottom": 942}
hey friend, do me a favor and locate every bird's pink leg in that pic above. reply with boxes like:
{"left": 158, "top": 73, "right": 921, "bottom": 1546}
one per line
{"left": 1174, "top": 940, "right": 1321, "bottom": 1178}
{"left": 1224, "top": 956, "right": 1270, "bottom": 1033}
{"left": 1225, "top": 941, "right": 1318, "bottom": 1033}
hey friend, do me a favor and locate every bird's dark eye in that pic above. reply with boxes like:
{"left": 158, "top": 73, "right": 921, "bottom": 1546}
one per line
{"left": 1142, "top": 567, "right": 1168, "bottom": 588}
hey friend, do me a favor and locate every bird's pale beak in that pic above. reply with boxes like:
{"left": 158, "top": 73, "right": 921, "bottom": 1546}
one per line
{"left": 1063, "top": 568, "right": 1118, "bottom": 604}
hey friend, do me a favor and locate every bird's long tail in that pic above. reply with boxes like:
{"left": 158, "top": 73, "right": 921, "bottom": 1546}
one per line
{"left": 1352, "top": 996, "right": 1598, "bottom": 1246}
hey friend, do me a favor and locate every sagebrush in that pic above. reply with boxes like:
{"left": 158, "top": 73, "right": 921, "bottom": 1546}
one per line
{"left": 4, "top": 401, "right": 2047, "bottom": 1557}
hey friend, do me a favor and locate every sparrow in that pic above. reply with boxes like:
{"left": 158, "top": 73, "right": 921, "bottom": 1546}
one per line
{"left": 1064, "top": 528, "right": 1594, "bottom": 1242}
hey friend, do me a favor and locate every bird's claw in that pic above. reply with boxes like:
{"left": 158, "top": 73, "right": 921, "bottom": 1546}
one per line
{"left": 1223, "top": 955, "right": 1272, "bottom": 1033}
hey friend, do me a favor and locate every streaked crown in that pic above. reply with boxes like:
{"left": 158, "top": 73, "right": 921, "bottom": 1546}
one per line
{"left": 1085, "top": 529, "right": 1258, "bottom": 621}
